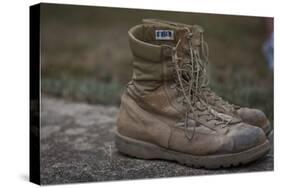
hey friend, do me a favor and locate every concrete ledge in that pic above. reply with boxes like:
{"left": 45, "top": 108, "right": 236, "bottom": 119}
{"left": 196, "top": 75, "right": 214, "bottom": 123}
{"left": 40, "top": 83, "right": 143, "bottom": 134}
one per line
{"left": 40, "top": 97, "right": 273, "bottom": 185}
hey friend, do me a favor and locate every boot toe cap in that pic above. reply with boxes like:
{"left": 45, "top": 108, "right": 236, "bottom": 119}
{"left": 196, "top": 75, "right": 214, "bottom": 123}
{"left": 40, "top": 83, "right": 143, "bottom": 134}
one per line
{"left": 229, "top": 123, "right": 267, "bottom": 152}
{"left": 237, "top": 107, "right": 271, "bottom": 134}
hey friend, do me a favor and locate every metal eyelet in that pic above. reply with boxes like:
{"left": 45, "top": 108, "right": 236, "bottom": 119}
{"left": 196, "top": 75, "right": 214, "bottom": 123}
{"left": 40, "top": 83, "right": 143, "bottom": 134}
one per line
{"left": 176, "top": 98, "right": 182, "bottom": 103}
{"left": 170, "top": 84, "right": 176, "bottom": 89}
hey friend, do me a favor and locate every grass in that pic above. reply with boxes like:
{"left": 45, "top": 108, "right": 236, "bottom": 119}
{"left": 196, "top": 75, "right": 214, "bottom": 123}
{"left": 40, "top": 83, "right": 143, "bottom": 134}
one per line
{"left": 42, "top": 78, "right": 122, "bottom": 105}
{"left": 40, "top": 3, "right": 273, "bottom": 123}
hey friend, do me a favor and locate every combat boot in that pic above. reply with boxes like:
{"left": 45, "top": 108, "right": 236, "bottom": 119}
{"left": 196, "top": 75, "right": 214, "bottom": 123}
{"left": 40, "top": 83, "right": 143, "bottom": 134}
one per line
{"left": 115, "top": 21, "right": 270, "bottom": 168}
{"left": 142, "top": 19, "right": 272, "bottom": 135}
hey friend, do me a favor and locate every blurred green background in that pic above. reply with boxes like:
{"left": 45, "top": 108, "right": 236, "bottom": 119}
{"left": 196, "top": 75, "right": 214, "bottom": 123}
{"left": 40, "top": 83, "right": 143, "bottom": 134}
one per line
{"left": 41, "top": 3, "right": 273, "bottom": 122}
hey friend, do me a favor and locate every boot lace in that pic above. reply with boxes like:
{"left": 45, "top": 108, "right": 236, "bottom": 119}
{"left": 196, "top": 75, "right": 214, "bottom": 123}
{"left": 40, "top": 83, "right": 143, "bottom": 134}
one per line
{"left": 194, "top": 30, "right": 240, "bottom": 114}
{"left": 202, "top": 87, "right": 240, "bottom": 113}
{"left": 171, "top": 27, "right": 234, "bottom": 140}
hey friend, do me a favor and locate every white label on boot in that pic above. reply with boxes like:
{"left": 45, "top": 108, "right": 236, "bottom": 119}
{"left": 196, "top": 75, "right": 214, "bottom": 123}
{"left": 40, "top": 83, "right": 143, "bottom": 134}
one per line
{"left": 155, "top": 30, "right": 174, "bottom": 40}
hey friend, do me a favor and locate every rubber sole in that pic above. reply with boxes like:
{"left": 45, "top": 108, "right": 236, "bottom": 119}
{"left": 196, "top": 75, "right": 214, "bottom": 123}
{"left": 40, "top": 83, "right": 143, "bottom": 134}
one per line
{"left": 115, "top": 131, "right": 270, "bottom": 169}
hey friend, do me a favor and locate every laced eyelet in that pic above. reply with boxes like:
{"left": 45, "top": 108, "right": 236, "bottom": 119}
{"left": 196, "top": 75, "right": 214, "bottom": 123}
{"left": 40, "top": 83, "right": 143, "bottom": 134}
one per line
{"left": 187, "top": 33, "right": 193, "bottom": 39}
{"left": 169, "top": 28, "right": 229, "bottom": 140}
{"left": 176, "top": 98, "right": 182, "bottom": 103}
{"left": 170, "top": 84, "right": 177, "bottom": 89}
{"left": 214, "top": 122, "right": 220, "bottom": 126}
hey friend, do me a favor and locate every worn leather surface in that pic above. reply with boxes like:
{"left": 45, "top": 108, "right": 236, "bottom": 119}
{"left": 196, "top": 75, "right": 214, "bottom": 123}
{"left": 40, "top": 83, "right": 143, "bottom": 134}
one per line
{"left": 117, "top": 86, "right": 266, "bottom": 155}
{"left": 237, "top": 108, "right": 271, "bottom": 133}
{"left": 117, "top": 23, "right": 267, "bottom": 156}
{"left": 208, "top": 95, "right": 271, "bottom": 133}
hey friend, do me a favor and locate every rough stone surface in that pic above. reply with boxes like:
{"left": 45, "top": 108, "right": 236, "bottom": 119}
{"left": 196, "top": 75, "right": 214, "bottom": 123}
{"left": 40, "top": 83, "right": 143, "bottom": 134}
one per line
{"left": 40, "top": 97, "right": 274, "bottom": 185}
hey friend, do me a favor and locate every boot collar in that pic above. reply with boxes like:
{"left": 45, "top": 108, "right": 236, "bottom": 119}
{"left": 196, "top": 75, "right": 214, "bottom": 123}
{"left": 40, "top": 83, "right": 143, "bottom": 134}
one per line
{"left": 128, "top": 23, "right": 204, "bottom": 61}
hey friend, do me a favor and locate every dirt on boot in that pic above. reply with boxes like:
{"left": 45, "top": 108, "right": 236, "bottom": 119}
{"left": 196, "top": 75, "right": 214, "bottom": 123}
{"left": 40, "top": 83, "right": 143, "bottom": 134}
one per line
{"left": 116, "top": 20, "right": 270, "bottom": 169}
{"left": 142, "top": 19, "right": 272, "bottom": 135}
{"left": 143, "top": 19, "right": 272, "bottom": 136}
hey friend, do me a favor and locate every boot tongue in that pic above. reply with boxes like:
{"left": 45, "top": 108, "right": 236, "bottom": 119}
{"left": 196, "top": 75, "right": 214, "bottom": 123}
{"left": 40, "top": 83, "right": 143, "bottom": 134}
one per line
{"left": 176, "top": 25, "right": 204, "bottom": 56}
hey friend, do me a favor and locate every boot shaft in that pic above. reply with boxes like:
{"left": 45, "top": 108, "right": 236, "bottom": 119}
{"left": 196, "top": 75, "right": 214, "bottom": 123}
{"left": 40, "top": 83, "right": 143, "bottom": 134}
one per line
{"left": 126, "top": 20, "right": 215, "bottom": 120}
{"left": 128, "top": 21, "right": 205, "bottom": 86}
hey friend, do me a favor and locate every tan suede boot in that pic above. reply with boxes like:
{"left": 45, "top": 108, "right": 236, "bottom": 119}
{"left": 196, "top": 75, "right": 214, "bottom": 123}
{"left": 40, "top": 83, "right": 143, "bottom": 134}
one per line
{"left": 115, "top": 22, "right": 270, "bottom": 169}
{"left": 142, "top": 19, "right": 272, "bottom": 135}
